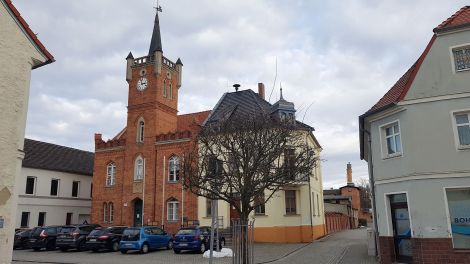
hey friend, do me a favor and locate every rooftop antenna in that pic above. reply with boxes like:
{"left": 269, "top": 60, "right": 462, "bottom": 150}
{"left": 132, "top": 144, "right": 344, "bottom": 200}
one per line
{"left": 154, "top": 0, "right": 162, "bottom": 12}
{"left": 268, "top": 57, "right": 278, "bottom": 103}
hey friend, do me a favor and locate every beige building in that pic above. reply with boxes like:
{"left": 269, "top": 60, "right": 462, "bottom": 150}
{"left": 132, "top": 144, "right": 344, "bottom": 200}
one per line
{"left": 17, "top": 139, "right": 94, "bottom": 228}
{"left": 198, "top": 85, "right": 326, "bottom": 243}
{"left": 0, "top": 0, "right": 54, "bottom": 262}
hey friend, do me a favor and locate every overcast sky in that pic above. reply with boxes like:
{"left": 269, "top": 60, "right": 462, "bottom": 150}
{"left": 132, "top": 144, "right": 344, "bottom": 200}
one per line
{"left": 14, "top": 0, "right": 468, "bottom": 188}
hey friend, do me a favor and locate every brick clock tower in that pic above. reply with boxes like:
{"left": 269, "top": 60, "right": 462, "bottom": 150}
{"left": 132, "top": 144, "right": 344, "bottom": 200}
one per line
{"left": 92, "top": 9, "right": 210, "bottom": 233}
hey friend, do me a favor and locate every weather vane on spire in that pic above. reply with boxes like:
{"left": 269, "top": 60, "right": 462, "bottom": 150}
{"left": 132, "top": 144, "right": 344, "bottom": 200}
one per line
{"left": 154, "top": 0, "right": 162, "bottom": 12}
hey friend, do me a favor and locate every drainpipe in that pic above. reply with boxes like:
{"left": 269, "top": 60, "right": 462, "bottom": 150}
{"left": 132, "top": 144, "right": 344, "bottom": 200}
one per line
{"left": 308, "top": 170, "right": 314, "bottom": 241}
{"left": 364, "top": 129, "right": 379, "bottom": 257}
{"left": 162, "top": 156, "right": 166, "bottom": 229}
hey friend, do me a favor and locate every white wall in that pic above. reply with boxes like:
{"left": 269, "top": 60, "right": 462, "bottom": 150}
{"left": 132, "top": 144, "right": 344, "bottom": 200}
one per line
{"left": 0, "top": 1, "right": 50, "bottom": 261}
{"left": 16, "top": 168, "right": 92, "bottom": 227}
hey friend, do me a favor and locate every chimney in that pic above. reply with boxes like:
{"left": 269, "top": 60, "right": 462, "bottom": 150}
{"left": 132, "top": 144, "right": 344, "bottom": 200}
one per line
{"left": 258, "top": 83, "right": 265, "bottom": 99}
{"left": 347, "top": 162, "right": 354, "bottom": 186}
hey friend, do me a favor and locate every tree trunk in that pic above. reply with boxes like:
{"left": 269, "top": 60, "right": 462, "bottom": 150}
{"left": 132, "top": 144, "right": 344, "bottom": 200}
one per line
{"left": 239, "top": 212, "right": 250, "bottom": 264}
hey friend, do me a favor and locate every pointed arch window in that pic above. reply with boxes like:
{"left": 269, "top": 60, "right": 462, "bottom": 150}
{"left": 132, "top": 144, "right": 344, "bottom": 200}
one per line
{"left": 137, "top": 118, "right": 145, "bottom": 143}
{"left": 163, "top": 80, "right": 167, "bottom": 97}
{"left": 106, "top": 162, "right": 116, "bottom": 186}
{"left": 135, "top": 156, "right": 144, "bottom": 180}
{"left": 168, "top": 156, "right": 180, "bottom": 182}
{"left": 109, "top": 202, "right": 114, "bottom": 223}
{"left": 167, "top": 198, "right": 179, "bottom": 221}
{"left": 103, "top": 202, "right": 108, "bottom": 223}
{"left": 169, "top": 83, "right": 173, "bottom": 99}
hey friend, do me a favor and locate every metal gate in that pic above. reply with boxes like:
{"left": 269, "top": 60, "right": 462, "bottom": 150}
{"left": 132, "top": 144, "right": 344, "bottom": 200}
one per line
{"left": 231, "top": 219, "right": 255, "bottom": 264}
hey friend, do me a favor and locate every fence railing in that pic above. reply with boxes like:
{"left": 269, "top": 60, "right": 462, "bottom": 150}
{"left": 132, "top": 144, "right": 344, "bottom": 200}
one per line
{"left": 231, "top": 219, "right": 255, "bottom": 264}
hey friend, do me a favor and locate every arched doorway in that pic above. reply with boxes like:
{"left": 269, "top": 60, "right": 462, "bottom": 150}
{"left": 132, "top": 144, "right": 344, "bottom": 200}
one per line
{"left": 133, "top": 198, "right": 143, "bottom": 227}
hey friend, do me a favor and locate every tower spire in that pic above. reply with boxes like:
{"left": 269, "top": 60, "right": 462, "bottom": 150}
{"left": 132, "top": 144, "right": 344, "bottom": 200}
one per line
{"left": 280, "top": 82, "right": 284, "bottom": 100}
{"left": 148, "top": 4, "right": 163, "bottom": 55}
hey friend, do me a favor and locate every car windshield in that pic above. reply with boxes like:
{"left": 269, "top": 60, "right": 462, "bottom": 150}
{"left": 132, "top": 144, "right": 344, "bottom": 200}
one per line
{"left": 32, "top": 228, "right": 43, "bottom": 236}
{"left": 88, "top": 229, "right": 104, "bottom": 236}
{"left": 176, "top": 229, "right": 197, "bottom": 235}
{"left": 123, "top": 229, "right": 140, "bottom": 236}
{"left": 59, "top": 226, "right": 76, "bottom": 233}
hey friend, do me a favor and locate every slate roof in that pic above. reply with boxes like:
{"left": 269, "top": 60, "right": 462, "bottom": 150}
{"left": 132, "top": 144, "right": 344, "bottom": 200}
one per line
{"left": 3, "top": 0, "right": 54, "bottom": 68}
{"left": 323, "top": 189, "right": 341, "bottom": 196}
{"left": 204, "top": 89, "right": 273, "bottom": 125}
{"left": 23, "top": 139, "right": 94, "bottom": 176}
{"left": 204, "top": 89, "right": 314, "bottom": 131}
{"left": 148, "top": 11, "right": 163, "bottom": 54}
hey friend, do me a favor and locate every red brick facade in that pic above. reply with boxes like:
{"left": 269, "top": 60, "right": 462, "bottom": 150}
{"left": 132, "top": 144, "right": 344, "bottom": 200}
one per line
{"left": 91, "top": 33, "right": 210, "bottom": 234}
{"left": 379, "top": 236, "right": 470, "bottom": 264}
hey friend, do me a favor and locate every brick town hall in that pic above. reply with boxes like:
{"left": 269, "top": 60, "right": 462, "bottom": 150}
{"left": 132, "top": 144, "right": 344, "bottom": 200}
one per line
{"left": 92, "top": 10, "right": 210, "bottom": 234}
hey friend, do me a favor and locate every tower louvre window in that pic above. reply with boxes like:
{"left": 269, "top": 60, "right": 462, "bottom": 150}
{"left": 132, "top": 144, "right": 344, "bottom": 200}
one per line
{"left": 163, "top": 80, "right": 167, "bottom": 97}
{"left": 137, "top": 118, "right": 145, "bottom": 143}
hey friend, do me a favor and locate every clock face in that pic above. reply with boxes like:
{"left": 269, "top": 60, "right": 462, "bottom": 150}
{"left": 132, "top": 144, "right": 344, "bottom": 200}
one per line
{"left": 137, "top": 77, "right": 148, "bottom": 91}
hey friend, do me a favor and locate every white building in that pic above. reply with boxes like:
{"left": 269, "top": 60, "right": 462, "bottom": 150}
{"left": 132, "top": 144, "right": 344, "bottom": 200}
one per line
{"left": 359, "top": 6, "right": 470, "bottom": 264}
{"left": 0, "top": 0, "right": 54, "bottom": 261}
{"left": 17, "top": 139, "right": 94, "bottom": 228}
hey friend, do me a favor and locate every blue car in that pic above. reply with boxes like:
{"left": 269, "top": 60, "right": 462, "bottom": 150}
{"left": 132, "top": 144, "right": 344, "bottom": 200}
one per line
{"left": 173, "top": 226, "right": 225, "bottom": 254}
{"left": 119, "top": 227, "right": 173, "bottom": 254}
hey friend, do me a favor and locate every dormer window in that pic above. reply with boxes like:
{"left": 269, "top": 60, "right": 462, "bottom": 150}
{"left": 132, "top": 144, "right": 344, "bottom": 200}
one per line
{"left": 453, "top": 46, "right": 470, "bottom": 72}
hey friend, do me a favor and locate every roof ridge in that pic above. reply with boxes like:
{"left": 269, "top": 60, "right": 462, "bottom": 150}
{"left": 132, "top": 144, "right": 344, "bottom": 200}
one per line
{"left": 248, "top": 89, "right": 268, "bottom": 115}
{"left": 177, "top": 110, "right": 211, "bottom": 116}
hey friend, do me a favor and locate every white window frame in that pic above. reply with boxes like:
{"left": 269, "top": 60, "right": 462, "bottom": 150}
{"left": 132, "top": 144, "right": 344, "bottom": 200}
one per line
{"left": 451, "top": 109, "right": 470, "bottom": 150}
{"left": 449, "top": 43, "right": 470, "bottom": 73}
{"left": 109, "top": 202, "right": 114, "bottom": 223}
{"left": 379, "top": 120, "right": 403, "bottom": 159}
{"left": 103, "top": 202, "right": 108, "bottom": 223}
{"left": 72, "top": 181, "right": 80, "bottom": 198}
{"left": 50, "top": 178, "right": 60, "bottom": 197}
{"left": 25, "top": 176, "right": 36, "bottom": 195}
{"left": 134, "top": 156, "right": 144, "bottom": 180}
{"left": 168, "top": 156, "right": 180, "bottom": 182}
{"left": 167, "top": 200, "right": 179, "bottom": 221}
{"left": 443, "top": 186, "right": 470, "bottom": 249}
{"left": 106, "top": 162, "right": 116, "bottom": 186}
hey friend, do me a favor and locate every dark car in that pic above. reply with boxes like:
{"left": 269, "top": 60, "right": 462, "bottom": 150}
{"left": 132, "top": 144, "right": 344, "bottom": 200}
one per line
{"left": 14, "top": 229, "right": 31, "bottom": 249}
{"left": 173, "top": 226, "right": 225, "bottom": 254}
{"left": 119, "top": 226, "right": 173, "bottom": 254}
{"left": 86, "top": 226, "right": 128, "bottom": 252}
{"left": 56, "top": 224, "right": 101, "bottom": 252}
{"left": 28, "top": 226, "right": 63, "bottom": 251}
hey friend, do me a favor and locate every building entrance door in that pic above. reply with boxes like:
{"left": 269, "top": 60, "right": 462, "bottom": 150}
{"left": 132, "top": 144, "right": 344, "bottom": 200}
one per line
{"left": 133, "top": 198, "right": 143, "bottom": 227}
{"left": 390, "top": 194, "right": 412, "bottom": 263}
{"left": 229, "top": 198, "right": 240, "bottom": 225}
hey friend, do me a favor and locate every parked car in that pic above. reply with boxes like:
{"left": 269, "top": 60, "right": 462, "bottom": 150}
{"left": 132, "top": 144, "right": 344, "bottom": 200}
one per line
{"left": 86, "top": 226, "right": 128, "bottom": 252}
{"left": 173, "top": 226, "right": 225, "bottom": 254}
{"left": 119, "top": 226, "right": 173, "bottom": 254}
{"left": 28, "top": 226, "right": 63, "bottom": 251}
{"left": 13, "top": 229, "right": 31, "bottom": 249}
{"left": 56, "top": 224, "right": 100, "bottom": 252}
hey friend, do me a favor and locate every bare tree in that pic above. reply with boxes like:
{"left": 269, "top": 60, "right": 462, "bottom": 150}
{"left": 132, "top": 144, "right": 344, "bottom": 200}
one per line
{"left": 182, "top": 114, "right": 318, "bottom": 263}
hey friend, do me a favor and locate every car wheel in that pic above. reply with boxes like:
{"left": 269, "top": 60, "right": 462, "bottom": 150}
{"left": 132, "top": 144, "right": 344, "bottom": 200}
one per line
{"left": 77, "top": 240, "right": 86, "bottom": 252}
{"left": 45, "top": 241, "right": 55, "bottom": 251}
{"left": 112, "top": 241, "right": 119, "bottom": 252}
{"left": 166, "top": 240, "right": 173, "bottom": 250}
{"left": 173, "top": 249, "right": 181, "bottom": 254}
{"left": 60, "top": 247, "right": 68, "bottom": 252}
{"left": 140, "top": 243, "right": 149, "bottom": 254}
{"left": 120, "top": 249, "right": 127, "bottom": 254}
{"left": 199, "top": 242, "right": 206, "bottom": 254}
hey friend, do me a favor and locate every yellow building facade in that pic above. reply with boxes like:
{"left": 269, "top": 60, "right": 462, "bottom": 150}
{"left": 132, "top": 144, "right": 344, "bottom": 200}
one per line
{"left": 198, "top": 86, "right": 325, "bottom": 243}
